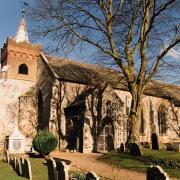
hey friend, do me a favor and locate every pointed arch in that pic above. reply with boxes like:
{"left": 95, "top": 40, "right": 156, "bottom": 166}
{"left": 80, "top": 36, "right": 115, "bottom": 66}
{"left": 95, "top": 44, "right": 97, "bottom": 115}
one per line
{"left": 140, "top": 110, "right": 145, "bottom": 134}
{"left": 158, "top": 105, "right": 168, "bottom": 134}
{"left": 97, "top": 116, "right": 115, "bottom": 152}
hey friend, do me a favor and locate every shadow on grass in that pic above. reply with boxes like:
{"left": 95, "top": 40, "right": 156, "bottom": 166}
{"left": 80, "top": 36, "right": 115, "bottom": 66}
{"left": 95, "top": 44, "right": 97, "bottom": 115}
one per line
{"left": 97, "top": 149, "right": 180, "bottom": 179}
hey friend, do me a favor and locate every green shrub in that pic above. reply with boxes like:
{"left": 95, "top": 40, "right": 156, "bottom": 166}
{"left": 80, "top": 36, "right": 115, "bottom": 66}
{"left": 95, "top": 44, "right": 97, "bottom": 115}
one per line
{"left": 69, "top": 170, "right": 86, "bottom": 180}
{"left": 32, "top": 130, "right": 58, "bottom": 156}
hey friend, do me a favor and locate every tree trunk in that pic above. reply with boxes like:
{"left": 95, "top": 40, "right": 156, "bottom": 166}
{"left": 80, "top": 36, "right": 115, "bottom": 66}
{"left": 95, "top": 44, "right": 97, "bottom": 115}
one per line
{"left": 127, "top": 91, "right": 142, "bottom": 144}
{"left": 128, "top": 112, "right": 140, "bottom": 143}
{"left": 92, "top": 135, "right": 98, "bottom": 153}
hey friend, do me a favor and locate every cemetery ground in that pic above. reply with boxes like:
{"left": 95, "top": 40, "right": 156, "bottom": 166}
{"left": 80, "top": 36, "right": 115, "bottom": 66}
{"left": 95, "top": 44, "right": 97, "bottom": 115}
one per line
{"left": 52, "top": 149, "right": 180, "bottom": 180}
{"left": 0, "top": 160, "right": 26, "bottom": 180}
{"left": 0, "top": 149, "right": 179, "bottom": 179}
{"left": 0, "top": 156, "right": 48, "bottom": 180}
{"left": 99, "top": 149, "right": 180, "bottom": 179}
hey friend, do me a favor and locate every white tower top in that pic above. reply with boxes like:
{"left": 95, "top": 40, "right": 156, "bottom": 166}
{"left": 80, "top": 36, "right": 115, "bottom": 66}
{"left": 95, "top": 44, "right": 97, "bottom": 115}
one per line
{"left": 15, "top": 15, "right": 29, "bottom": 43}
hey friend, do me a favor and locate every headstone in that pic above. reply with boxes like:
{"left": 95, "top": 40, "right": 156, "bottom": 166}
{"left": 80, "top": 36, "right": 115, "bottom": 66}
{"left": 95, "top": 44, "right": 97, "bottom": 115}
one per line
{"left": 14, "top": 157, "right": 18, "bottom": 170}
{"left": 16, "top": 158, "right": 22, "bottom": 175}
{"left": 147, "top": 165, "right": 169, "bottom": 180}
{"left": 47, "top": 158, "right": 57, "bottom": 180}
{"left": 5, "top": 151, "right": 10, "bottom": 164}
{"left": 120, "top": 143, "right": 125, "bottom": 152}
{"left": 151, "top": 133, "right": 159, "bottom": 150}
{"left": 86, "top": 172, "right": 99, "bottom": 180}
{"left": 129, "top": 143, "right": 143, "bottom": 156}
{"left": 9, "top": 156, "right": 13, "bottom": 165}
{"left": 11, "top": 157, "right": 15, "bottom": 169}
{"left": 20, "top": 156, "right": 24, "bottom": 176}
{"left": 56, "top": 160, "right": 69, "bottom": 180}
{"left": 23, "top": 158, "right": 32, "bottom": 180}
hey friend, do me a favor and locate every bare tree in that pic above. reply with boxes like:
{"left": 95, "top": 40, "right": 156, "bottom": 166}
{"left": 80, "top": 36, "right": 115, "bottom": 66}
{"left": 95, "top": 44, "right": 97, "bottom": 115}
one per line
{"left": 87, "top": 84, "right": 108, "bottom": 152}
{"left": 30, "top": 0, "right": 180, "bottom": 144}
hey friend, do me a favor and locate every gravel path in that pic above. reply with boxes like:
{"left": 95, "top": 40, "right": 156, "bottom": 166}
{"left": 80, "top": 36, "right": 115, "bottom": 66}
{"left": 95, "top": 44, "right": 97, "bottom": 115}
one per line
{"left": 51, "top": 151, "right": 146, "bottom": 180}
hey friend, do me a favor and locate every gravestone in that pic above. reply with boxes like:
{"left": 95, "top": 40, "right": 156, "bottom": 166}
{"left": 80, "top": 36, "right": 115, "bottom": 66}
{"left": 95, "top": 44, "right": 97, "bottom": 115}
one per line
{"left": 47, "top": 158, "right": 57, "bottom": 180}
{"left": 5, "top": 151, "right": 10, "bottom": 164}
{"left": 56, "top": 160, "right": 69, "bottom": 180}
{"left": 129, "top": 143, "right": 143, "bottom": 156}
{"left": 151, "top": 133, "right": 159, "bottom": 150}
{"left": 9, "top": 156, "right": 13, "bottom": 165}
{"left": 106, "top": 135, "right": 114, "bottom": 152}
{"left": 147, "top": 165, "right": 169, "bottom": 180}
{"left": 20, "top": 156, "right": 24, "bottom": 176}
{"left": 86, "top": 172, "right": 99, "bottom": 180}
{"left": 120, "top": 143, "right": 125, "bottom": 152}
{"left": 16, "top": 158, "right": 22, "bottom": 175}
{"left": 23, "top": 158, "right": 32, "bottom": 180}
{"left": 14, "top": 157, "right": 18, "bottom": 170}
{"left": 11, "top": 157, "right": 15, "bottom": 169}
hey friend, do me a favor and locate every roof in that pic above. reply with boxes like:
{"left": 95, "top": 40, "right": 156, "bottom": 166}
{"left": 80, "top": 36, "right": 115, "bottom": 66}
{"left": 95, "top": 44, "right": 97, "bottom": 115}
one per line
{"left": 43, "top": 54, "right": 180, "bottom": 106}
{"left": 45, "top": 55, "right": 126, "bottom": 87}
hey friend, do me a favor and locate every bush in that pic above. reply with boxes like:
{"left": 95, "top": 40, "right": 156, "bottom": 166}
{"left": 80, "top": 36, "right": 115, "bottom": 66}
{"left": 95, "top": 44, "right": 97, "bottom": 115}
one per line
{"left": 32, "top": 130, "right": 58, "bottom": 156}
{"left": 69, "top": 170, "right": 86, "bottom": 180}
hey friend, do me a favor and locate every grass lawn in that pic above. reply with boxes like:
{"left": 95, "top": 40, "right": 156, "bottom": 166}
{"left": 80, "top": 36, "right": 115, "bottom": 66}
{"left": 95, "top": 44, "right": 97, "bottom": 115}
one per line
{"left": 1, "top": 149, "right": 179, "bottom": 179}
{"left": 29, "top": 158, "right": 48, "bottom": 180}
{"left": 0, "top": 161, "right": 26, "bottom": 180}
{"left": 99, "top": 148, "right": 180, "bottom": 179}
{"left": 0, "top": 157, "right": 48, "bottom": 180}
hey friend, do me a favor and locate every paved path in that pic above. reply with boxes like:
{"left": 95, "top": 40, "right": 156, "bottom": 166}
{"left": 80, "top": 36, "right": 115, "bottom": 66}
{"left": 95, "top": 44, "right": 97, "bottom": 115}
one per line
{"left": 51, "top": 151, "right": 146, "bottom": 180}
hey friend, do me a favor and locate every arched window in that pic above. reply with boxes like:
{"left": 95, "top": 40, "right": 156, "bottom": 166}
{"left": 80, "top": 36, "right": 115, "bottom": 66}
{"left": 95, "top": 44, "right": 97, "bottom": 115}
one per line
{"left": 158, "top": 105, "right": 167, "bottom": 134}
{"left": 18, "top": 64, "right": 28, "bottom": 75}
{"left": 140, "top": 110, "right": 145, "bottom": 134}
{"left": 106, "top": 100, "right": 112, "bottom": 117}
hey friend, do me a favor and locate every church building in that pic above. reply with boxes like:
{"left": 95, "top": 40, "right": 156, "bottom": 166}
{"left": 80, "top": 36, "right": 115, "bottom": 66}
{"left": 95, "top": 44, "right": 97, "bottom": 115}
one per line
{"left": 0, "top": 15, "right": 179, "bottom": 153}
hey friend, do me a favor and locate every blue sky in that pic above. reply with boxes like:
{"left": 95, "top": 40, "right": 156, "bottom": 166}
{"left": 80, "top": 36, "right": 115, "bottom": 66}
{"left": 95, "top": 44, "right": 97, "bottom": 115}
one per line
{"left": 0, "top": 0, "right": 86, "bottom": 61}
{"left": 0, "top": 0, "right": 23, "bottom": 47}
{"left": 0, "top": 0, "right": 91, "bottom": 61}
{"left": 0, "top": 0, "right": 179, "bottom": 84}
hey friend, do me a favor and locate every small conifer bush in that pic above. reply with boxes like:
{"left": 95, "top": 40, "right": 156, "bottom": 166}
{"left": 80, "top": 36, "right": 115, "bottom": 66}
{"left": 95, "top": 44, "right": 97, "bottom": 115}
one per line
{"left": 32, "top": 130, "right": 58, "bottom": 156}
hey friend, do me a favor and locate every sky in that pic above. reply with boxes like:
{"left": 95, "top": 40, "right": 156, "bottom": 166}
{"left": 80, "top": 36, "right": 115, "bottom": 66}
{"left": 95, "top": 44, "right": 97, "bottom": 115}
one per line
{"left": 0, "top": 0, "right": 179, "bottom": 84}
{"left": 0, "top": 0, "right": 179, "bottom": 60}
{"left": 0, "top": 0, "right": 92, "bottom": 62}
{"left": 0, "top": 0, "right": 23, "bottom": 47}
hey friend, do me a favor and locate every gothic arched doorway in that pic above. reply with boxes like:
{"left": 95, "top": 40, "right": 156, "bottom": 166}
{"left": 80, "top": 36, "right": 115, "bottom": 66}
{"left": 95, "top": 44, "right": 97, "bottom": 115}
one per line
{"left": 98, "top": 123, "right": 114, "bottom": 152}
{"left": 66, "top": 115, "right": 84, "bottom": 152}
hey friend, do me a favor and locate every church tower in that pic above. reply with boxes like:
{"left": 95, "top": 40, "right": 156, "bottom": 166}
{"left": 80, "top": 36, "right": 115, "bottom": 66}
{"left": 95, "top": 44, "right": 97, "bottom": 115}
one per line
{"left": 1, "top": 14, "right": 42, "bottom": 81}
{"left": 0, "top": 13, "right": 43, "bottom": 152}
